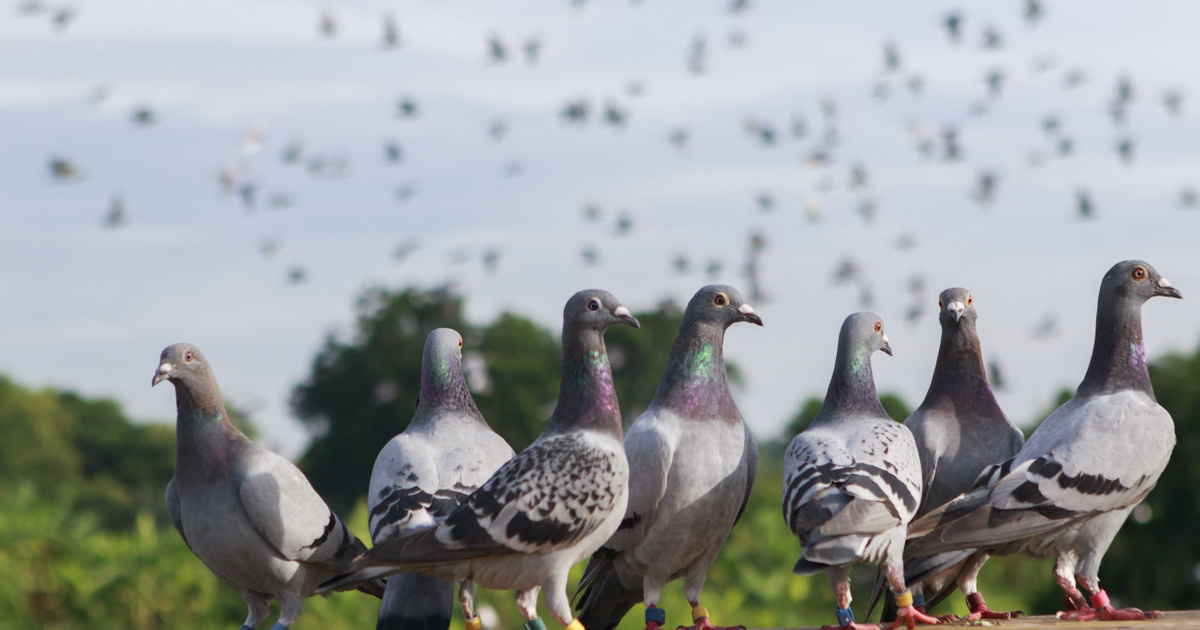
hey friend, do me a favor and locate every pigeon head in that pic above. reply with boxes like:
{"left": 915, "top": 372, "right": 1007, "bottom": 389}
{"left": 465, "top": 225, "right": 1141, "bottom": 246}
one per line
{"left": 684, "top": 284, "right": 764, "bottom": 328}
{"left": 417, "top": 328, "right": 480, "bottom": 418}
{"left": 423, "top": 328, "right": 465, "bottom": 379}
{"left": 841, "top": 311, "right": 892, "bottom": 358}
{"left": 152, "top": 343, "right": 215, "bottom": 389}
{"left": 937, "top": 287, "right": 976, "bottom": 325}
{"left": 564, "top": 289, "right": 640, "bottom": 331}
{"left": 1102, "top": 260, "right": 1182, "bottom": 303}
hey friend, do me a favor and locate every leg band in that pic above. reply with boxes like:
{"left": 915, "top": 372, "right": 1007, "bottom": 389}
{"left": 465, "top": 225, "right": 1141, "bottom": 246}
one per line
{"left": 645, "top": 607, "right": 667, "bottom": 625}
{"left": 835, "top": 607, "right": 855, "bottom": 627}
{"left": 691, "top": 605, "right": 709, "bottom": 623}
{"left": 894, "top": 591, "right": 914, "bottom": 608}
{"left": 564, "top": 619, "right": 585, "bottom": 630}
{"left": 1090, "top": 590, "right": 1110, "bottom": 609}
{"left": 525, "top": 618, "right": 547, "bottom": 630}
{"left": 465, "top": 616, "right": 482, "bottom": 630}
{"left": 911, "top": 592, "right": 926, "bottom": 609}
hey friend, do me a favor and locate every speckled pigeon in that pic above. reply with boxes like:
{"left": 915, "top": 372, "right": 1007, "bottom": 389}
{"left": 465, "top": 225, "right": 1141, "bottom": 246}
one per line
{"left": 575, "top": 284, "right": 763, "bottom": 630}
{"left": 783, "top": 313, "right": 939, "bottom": 630}
{"left": 905, "top": 260, "right": 1181, "bottom": 622}
{"left": 872, "top": 288, "right": 1025, "bottom": 622}
{"left": 369, "top": 328, "right": 515, "bottom": 630}
{"left": 153, "top": 343, "right": 383, "bottom": 630}
{"left": 319, "top": 290, "right": 639, "bottom": 630}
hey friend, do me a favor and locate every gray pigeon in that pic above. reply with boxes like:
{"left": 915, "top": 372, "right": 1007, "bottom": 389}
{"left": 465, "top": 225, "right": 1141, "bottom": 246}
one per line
{"left": 320, "top": 290, "right": 640, "bottom": 630}
{"left": 872, "top": 289, "right": 1025, "bottom": 621}
{"left": 575, "top": 285, "right": 763, "bottom": 630}
{"left": 782, "top": 313, "right": 939, "bottom": 630}
{"left": 153, "top": 343, "right": 383, "bottom": 630}
{"left": 369, "top": 329, "right": 515, "bottom": 630}
{"left": 905, "top": 260, "right": 1181, "bottom": 621}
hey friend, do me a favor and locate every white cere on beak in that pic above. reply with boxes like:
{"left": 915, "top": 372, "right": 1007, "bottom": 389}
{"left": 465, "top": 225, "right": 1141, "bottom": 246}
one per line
{"left": 882, "top": 333, "right": 890, "bottom": 345}
{"left": 157, "top": 362, "right": 173, "bottom": 375}
{"left": 613, "top": 306, "right": 631, "bottom": 318}
{"left": 949, "top": 301, "right": 965, "bottom": 320}
{"left": 1159, "top": 277, "right": 1173, "bottom": 288}
{"left": 738, "top": 304, "right": 756, "bottom": 315}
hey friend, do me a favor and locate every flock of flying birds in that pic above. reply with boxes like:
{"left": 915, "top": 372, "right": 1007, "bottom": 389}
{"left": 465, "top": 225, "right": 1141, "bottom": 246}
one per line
{"left": 34, "top": 1, "right": 1198, "bottom": 336}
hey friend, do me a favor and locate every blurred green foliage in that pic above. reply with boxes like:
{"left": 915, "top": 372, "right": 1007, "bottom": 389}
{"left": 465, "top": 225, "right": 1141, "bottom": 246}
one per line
{"left": 0, "top": 285, "right": 1197, "bottom": 627}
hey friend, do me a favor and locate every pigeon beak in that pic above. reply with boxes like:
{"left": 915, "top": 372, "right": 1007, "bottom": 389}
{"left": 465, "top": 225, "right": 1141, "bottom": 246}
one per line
{"left": 613, "top": 306, "right": 640, "bottom": 329}
{"left": 737, "top": 303, "right": 764, "bottom": 326}
{"left": 1157, "top": 277, "right": 1183, "bottom": 299}
{"left": 152, "top": 362, "right": 172, "bottom": 387}
{"left": 881, "top": 333, "right": 893, "bottom": 357}
{"left": 948, "top": 301, "right": 965, "bottom": 322}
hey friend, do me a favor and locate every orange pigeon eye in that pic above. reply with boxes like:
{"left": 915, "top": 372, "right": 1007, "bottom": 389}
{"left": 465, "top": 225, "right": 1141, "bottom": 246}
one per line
{"left": 1132, "top": 266, "right": 1147, "bottom": 281}
{"left": 874, "top": 321, "right": 883, "bottom": 333}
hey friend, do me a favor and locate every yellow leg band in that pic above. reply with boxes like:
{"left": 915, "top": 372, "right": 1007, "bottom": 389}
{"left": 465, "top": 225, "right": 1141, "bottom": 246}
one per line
{"left": 691, "top": 606, "right": 709, "bottom": 623}
{"left": 895, "top": 591, "right": 914, "bottom": 608}
{"left": 565, "top": 619, "right": 585, "bottom": 630}
{"left": 465, "top": 617, "right": 482, "bottom": 630}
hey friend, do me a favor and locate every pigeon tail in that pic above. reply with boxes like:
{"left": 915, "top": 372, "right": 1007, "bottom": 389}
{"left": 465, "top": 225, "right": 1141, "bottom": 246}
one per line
{"left": 376, "top": 573, "right": 456, "bottom": 630}
{"left": 575, "top": 564, "right": 643, "bottom": 630}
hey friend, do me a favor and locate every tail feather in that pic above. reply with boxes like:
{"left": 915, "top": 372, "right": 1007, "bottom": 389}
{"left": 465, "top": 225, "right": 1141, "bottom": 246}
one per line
{"left": 575, "top": 564, "right": 642, "bottom": 630}
{"left": 376, "top": 573, "right": 455, "bottom": 630}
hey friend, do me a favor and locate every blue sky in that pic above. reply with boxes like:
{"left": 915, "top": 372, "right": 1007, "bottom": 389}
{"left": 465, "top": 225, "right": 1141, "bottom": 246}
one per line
{"left": 3, "top": 0, "right": 1199, "bottom": 457}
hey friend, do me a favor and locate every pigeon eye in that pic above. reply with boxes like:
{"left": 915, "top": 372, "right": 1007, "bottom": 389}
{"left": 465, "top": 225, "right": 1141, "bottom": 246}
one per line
{"left": 713, "top": 292, "right": 729, "bottom": 307}
{"left": 967, "top": 296, "right": 973, "bottom": 306}
{"left": 1131, "top": 266, "right": 1147, "bottom": 281}
{"left": 874, "top": 321, "right": 883, "bottom": 334}
{"left": 938, "top": 299, "right": 944, "bottom": 309}
{"left": 183, "top": 351, "right": 194, "bottom": 363}
{"left": 458, "top": 339, "right": 463, "bottom": 349}
{"left": 587, "top": 298, "right": 601, "bottom": 312}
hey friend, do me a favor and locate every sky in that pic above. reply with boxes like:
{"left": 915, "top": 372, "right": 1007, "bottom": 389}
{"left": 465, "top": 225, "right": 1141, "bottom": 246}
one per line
{"left": 3, "top": 0, "right": 1200, "bottom": 458}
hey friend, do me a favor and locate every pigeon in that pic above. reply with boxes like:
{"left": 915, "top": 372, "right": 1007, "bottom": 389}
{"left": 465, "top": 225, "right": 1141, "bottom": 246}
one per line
{"left": 783, "top": 313, "right": 938, "bottom": 630}
{"left": 152, "top": 343, "right": 382, "bottom": 630}
{"left": 575, "top": 285, "right": 763, "bottom": 630}
{"left": 370, "top": 329, "right": 515, "bottom": 630}
{"left": 872, "top": 289, "right": 1025, "bottom": 621}
{"left": 319, "top": 290, "right": 640, "bottom": 630}
{"left": 904, "top": 260, "right": 1181, "bottom": 622}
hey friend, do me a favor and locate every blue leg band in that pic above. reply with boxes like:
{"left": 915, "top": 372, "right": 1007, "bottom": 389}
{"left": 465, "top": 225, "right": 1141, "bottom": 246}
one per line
{"left": 525, "top": 618, "right": 547, "bottom": 630}
{"left": 269, "top": 624, "right": 289, "bottom": 630}
{"left": 240, "top": 626, "right": 254, "bottom": 630}
{"left": 912, "top": 592, "right": 926, "bottom": 609}
{"left": 835, "top": 607, "right": 854, "bottom": 627}
{"left": 645, "top": 607, "right": 667, "bottom": 625}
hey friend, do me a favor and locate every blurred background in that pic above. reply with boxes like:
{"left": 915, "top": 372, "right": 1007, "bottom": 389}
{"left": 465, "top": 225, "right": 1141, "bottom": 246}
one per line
{"left": 3, "top": 0, "right": 1200, "bottom": 628}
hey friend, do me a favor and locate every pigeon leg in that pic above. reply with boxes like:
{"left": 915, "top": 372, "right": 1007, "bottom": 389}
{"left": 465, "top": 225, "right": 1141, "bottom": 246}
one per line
{"left": 675, "top": 601, "right": 745, "bottom": 630}
{"left": 820, "top": 566, "right": 880, "bottom": 630}
{"left": 645, "top": 605, "right": 666, "bottom": 630}
{"left": 1052, "top": 556, "right": 1091, "bottom": 617}
{"left": 882, "top": 565, "right": 939, "bottom": 630}
{"left": 516, "top": 587, "right": 541, "bottom": 622}
{"left": 958, "top": 554, "right": 1022, "bottom": 620}
{"left": 1059, "top": 588, "right": 1163, "bottom": 621}
{"left": 461, "top": 581, "right": 481, "bottom": 630}
{"left": 240, "top": 591, "right": 270, "bottom": 630}
{"left": 274, "top": 592, "right": 303, "bottom": 629}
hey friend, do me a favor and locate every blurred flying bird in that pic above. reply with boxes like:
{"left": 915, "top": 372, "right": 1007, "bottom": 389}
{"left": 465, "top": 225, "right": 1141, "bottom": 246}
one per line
{"left": 667, "top": 128, "right": 689, "bottom": 152}
{"left": 626, "top": 81, "right": 646, "bottom": 97}
{"left": 942, "top": 125, "right": 962, "bottom": 161}
{"left": 482, "top": 248, "right": 501, "bottom": 273}
{"left": 1042, "top": 114, "right": 1060, "bottom": 135}
{"left": 1024, "top": 0, "right": 1044, "bottom": 26}
{"left": 382, "top": 14, "right": 400, "bottom": 48}
{"left": 943, "top": 12, "right": 963, "bottom": 43}
{"left": 727, "top": 29, "right": 748, "bottom": 49}
{"left": 1076, "top": 188, "right": 1094, "bottom": 220}
{"left": 790, "top": 115, "right": 808, "bottom": 139}
{"left": 857, "top": 199, "right": 878, "bottom": 224}
{"left": 688, "top": 34, "right": 706, "bottom": 74}
{"left": 241, "top": 124, "right": 266, "bottom": 155}
{"left": 524, "top": 37, "right": 542, "bottom": 64}
{"left": 48, "top": 156, "right": 80, "bottom": 181}
{"left": 50, "top": 5, "right": 74, "bottom": 31}
{"left": 396, "top": 97, "right": 419, "bottom": 119}
{"left": 132, "top": 105, "right": 157, "bottom": 127}
{"left": 487, "top": 35, "right": 508, "bottom": 63}
{"left": 395, "top": 183, "right": 418, "bottom": 203}
{"left": 260, "top": 239, "right": 281, "bottom": 259}
{"left": 985, "top": 68, "right": 1005, "bottom": 98}
{"left": 1162, "top": 90, "right": 1184, "bottom": 117}
{"left": 883, "top": 41, "right": 901, "bottom": 73}
{"left": 1030, "top": 313, "right": 1059, "bottom": 340}
{"left": 672, "top": 251, "right": 689, "bottom": 274}
{"left": 238, "top": 182, "right": 257, "bottom": 210}
{"left": 831, "top": 256, "right": 860, "bottom": 285}
{"left": 756, "top": 190, "right": 774, "bottom": 212}
{"left": 1116, "top": 137, "right": 1135, "bottom": 165}
{"left": 602, "top": 101, "right": 629, "bottom": 128}
{"left": 561, "top": 98, "right": 589, "bottom": 124}
{"left": 987, "top": 359, "right": 1007, "bottom": 391}
{"left": 319, "top": 9, "right": 337, "bottom": 38}
{"left": 384, "top": 139, "right": 403, "bottom": 164}
{"left": 581, "top": 244, "right": 599, "bottom": 266}
{"left": 392, "top": 238, "right": 419, "bottom": 263}
{"left": 614, "top": 213, "right": 633, "bottom": 236}
{"left": 488, "top": 119, "right": 509, "bottom": 142}
{"left": 981, "top": 26, "right": 1003, "bottom": 49}
{"left": 705, "top": 259, "right": 722, "bottom": 280}
{"left": 1063, "top": 68, "right": 1086, "bottom": 88}
{"left": 287, "top": 266, "right": 308, "bottom": 285}
{"left": 268, "top": 192, "right": 293, "bottom": 210}
{"left": 102, "top": 195, "right": 127, "bottom": 229}
{"left": 1179, "top": 187, "right": 1197, "bottom": 209}
{"left": 281, "top": 139, "right": 304, "bottom": 164}
{"left": 974, "top": 170, "right": 999, "bottom": 205}
{"left": 583, "top": 202, "right": 601, "bottom": 221}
